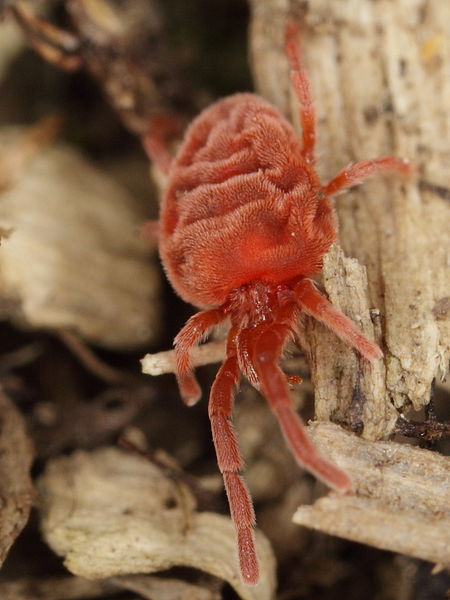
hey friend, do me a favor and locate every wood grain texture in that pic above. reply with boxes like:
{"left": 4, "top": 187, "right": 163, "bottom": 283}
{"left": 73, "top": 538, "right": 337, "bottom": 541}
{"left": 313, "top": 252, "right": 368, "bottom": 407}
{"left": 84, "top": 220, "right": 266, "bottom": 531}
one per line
{"left": 294, "top": 423, "right": 450, "bottom": 567}
{"left": 0, "top": 126, "right": 161, "bottom": 350}
{"left": 37, "top": 447, "right": 276, "bottom": 600}
{"left": 249, "top": 0, "right": 450, "bottom": 436}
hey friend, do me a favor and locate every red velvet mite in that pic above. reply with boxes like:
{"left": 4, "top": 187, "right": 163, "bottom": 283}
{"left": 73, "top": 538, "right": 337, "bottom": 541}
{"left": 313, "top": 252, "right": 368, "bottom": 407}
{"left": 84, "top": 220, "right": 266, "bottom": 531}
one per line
{"left": 143, "top": 22, "right": 411, "bottom": 585}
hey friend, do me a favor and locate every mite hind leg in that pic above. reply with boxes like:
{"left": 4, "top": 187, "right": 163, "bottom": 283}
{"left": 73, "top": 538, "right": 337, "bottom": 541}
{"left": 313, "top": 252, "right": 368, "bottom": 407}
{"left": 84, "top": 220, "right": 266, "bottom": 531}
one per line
{"left": 251, "top": 323, "right": 352, "bottom": 493}
{"left": 142, "top": 113, "right": 183, "bottom": 175}
{"left": 208, "top": 327, "right": 259, "bottom": 584}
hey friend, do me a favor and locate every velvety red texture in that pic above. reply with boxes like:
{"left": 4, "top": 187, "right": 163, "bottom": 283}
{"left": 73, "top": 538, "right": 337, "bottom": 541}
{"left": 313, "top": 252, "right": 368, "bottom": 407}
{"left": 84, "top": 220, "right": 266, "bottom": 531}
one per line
{"left": 160, "top": 93, "right": 336, "bottom": 307}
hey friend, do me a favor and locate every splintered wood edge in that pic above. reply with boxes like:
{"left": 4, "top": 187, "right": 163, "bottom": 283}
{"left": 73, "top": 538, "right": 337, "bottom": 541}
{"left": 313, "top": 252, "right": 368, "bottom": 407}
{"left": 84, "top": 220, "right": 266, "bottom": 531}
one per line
{"left": 295, "top": 422, "right": 450, "bottom": 567}
{"left": 294, "top": 495, "right": 450, "bottom": 567}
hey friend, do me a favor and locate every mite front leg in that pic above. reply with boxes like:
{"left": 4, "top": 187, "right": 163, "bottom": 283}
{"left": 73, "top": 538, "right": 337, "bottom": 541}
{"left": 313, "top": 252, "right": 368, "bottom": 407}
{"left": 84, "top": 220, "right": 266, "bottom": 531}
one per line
{"left": 209, "top": 328, "right": 258, "bottom": 585}
{"left": 285, "top": 22, "right": 317, "bottom": 165}
{"left": 252, "top": 324, "right": 352, "bottom": 493}
{"left": 295, "top": 278, "right": 382, "bottom": 362}
{"left": 174, "top": 308, "right": 226, "bottom": 406}
{"left": 323, "top": 156, "right": 412, "bottom": 196}
{"left": 142, "top": 114, "right": 183, "bottom": 175}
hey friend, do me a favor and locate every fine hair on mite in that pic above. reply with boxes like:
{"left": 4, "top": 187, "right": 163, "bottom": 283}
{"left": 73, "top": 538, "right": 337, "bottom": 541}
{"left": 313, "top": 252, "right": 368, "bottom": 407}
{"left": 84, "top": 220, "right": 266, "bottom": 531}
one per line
{"left": 143, "top": 20, "right": 411, "bottom": 586}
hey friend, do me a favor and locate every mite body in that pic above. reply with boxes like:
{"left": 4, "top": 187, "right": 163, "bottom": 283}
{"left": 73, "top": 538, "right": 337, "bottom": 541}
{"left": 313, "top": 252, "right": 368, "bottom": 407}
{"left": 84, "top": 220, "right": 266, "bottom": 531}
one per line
{"left": 144, "top": 23, "right": 410, "bottom": 585}
{"left": 160, "top": 92, "right": 335, "bottom": 308}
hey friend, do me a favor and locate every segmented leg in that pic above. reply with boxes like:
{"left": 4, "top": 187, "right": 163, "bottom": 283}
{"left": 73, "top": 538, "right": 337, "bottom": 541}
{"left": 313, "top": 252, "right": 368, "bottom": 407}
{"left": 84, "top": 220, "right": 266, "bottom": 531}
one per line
{"left": 324, "top": 156, "right": 412, "bottom": 196}
{"left": 174, "top": 308, "right": 226, "bottom": 405}
{"left": 252, "top": 323, "right": 352, "bottom": 492}
{"left": 142, "top": 113, "right": 182, "bottom": 175}
{"left": 294, "top": 278, "right": 382, "bottom": 362}
{"left": 236, "top": 327, "right": 259, "bottom": 388}
{"left": 209, "top": 328, "right": 258, "bottom": 584}
{"left": 238, "top": 326, "right": 302, "bottom": 388}
{"left": 285, "top": 21, "right": 316, "bottom": 164}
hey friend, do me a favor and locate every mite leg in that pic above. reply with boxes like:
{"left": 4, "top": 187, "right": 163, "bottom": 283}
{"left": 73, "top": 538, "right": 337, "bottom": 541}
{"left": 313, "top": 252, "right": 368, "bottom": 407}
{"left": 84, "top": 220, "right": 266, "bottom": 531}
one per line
{"left": 174, "top": 308, "right": 226, "bottom": 406}
{"left": 142, "top": 113, "right": 183, "bottom": 175}
{"left": 209, "top": 328, "right": 258, "bottom": 584}
{"left": 238, "top": 327, "right": 302, "bottom": 389}
{"left": 294, "top": 278, "right": 382, "bottom": 362}
{"left": 252, "top": 324, "right": 352, "bottom": 492}
{"left": 324, "top": 156, "right": 412, "bottom": 196}
{"left": 236, "top": 327, "right": 260, "bottom": 388}
{"left": 285, "top": 21, "right": 316, "bottom": 164}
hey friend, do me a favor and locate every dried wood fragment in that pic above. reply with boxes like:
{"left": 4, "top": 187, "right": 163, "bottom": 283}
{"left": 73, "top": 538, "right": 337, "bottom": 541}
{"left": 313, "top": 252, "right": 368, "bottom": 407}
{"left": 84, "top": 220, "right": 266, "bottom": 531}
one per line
{"left": 0, "top": 391, "right": 34, "bottom": 566}
{"left": 301, "top": 244, "right": 396, "bottom": 440}
{"left": 249, "top": 0, "right": 450, "bottom": 435}
{"left": 0, "top": 125, "right": 160, "bottom": 349}
{"left": 293, "top": 422, "right": 450, "bottom": 567}
{"left": 141, "top": 339, "right": 226, "bottom": 376}
{"left": 37, "top": 447, "right": 276, "bottom": 600}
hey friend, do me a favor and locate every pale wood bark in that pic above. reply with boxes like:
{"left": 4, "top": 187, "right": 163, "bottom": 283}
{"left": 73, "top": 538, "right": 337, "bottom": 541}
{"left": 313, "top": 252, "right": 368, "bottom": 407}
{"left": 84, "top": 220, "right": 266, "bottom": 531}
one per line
{"left": 249, "top": 0, "right": 450, "bottom": 437}
{"left": 0, "top": 125, "right": 161, "bottom": 350}
{"left": 37, "top": 447, "right": 276, "bottom": 600}
{"left": 294, "top": 423, "right": 450, "bottom": 568}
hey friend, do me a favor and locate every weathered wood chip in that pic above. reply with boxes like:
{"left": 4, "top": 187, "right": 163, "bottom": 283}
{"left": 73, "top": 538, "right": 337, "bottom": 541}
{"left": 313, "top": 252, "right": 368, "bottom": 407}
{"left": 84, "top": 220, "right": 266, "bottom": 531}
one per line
{"left": 37, "top": 447, "right": 276, "bottom": 600}
{"left": 294, "top": 422, "right": 450, "bottom": 567}
{"left": 0, "top": 126, "right": 160, "bottom": 350}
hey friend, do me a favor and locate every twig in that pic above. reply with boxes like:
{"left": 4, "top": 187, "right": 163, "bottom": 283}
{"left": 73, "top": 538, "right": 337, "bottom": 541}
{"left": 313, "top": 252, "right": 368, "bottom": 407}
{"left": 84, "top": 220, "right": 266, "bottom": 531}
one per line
{"left": 141, "top": 339, "right": 226, "bottom": 376}
{"left": 58, "top": 328, "right": 140, "bottom": 385}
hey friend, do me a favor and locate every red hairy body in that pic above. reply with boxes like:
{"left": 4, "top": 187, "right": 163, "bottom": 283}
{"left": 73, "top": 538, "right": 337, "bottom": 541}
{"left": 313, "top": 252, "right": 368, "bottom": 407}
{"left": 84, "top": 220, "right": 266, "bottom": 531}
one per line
{"left": 143, "top": 23, "right": 411, "bottom": 586}
{"left": 160, "top": 93, "right": 335, "bottom": 307}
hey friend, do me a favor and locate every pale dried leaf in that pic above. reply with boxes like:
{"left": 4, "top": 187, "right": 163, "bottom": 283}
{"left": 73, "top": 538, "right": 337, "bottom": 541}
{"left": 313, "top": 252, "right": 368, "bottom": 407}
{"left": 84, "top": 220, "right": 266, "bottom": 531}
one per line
{"left": 293, "top": 422, "right": 450, "bottom": 566}
{"left": 0, "top": 391, "right": 34, "bottom": 565}
{"left": 0, "top": 128, "right": 160, "bottom": 349}
{"left": 37, "top": 447, "right": 276, "bottom": 600}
